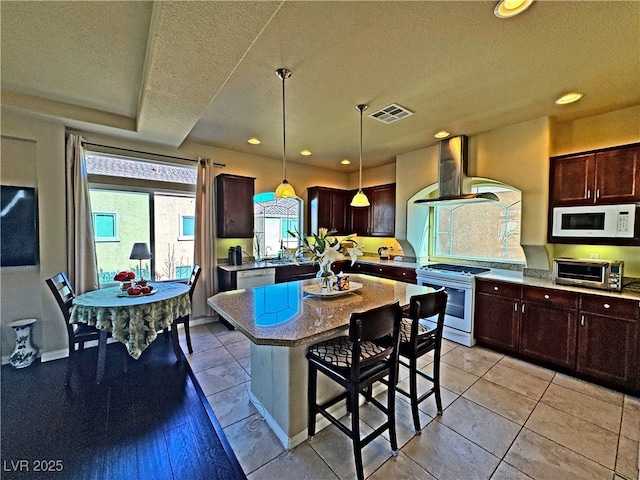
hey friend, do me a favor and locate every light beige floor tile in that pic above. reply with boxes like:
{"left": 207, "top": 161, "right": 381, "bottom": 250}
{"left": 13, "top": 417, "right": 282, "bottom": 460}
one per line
{"left": 440, "top": 339, "right": 459, "bottom": 355}
{"left": 420, "top": 361, "right": 480, "bottom": 395}
{"left": 553, "top": 372, "right": 624, "bottom": 406}
{"left": 541, "top": 383, "right": 622, "bottom": 433}
{"left": 463, "top": 377, "right": 538, "bottom": 425}
{"left": 247, "top": 442, "right": 339, "bottom": 480}
{"left": 616, "top": 435, "right": 639, "bottom": 480}
{"left": 491, "top": 461, "right": 534, "bottom": 479}
{"left": 498, "top": 355, "right": 556, "bottom": 381}
{"left": 369, "top": 451, "right": 436, "bottom": 480}
{"left": 504, "top": 428, "right": 614, "bottom": 480}
{"left": 226, "top": 338, "right": 251, "bottom": 360}
{"left": 179, "top": 329, "right": 222, "bottom": 353}
{"left": 360, "top": 391, "right": 433, "bottom": 446}
{"left": 621, "top": 401, "right": 640, "bottom": 442}
{"left": 525, "top": 402, "right": 618, "bottom": 469}
{"left": 223, "top": 414, "right": 285, "bottom": 475}
{"left": 437, "top": 396, "right": 521, "bottom": 457}
{"left": 183, "top": 323, "right": 217, "bottom": 338}
{"left": 206, "top": 381, "right": 258, "bottom": 428}
{"left": 441, "top": 345, "right": 503, "bottom": 377}
{"left": 215, "top": 328, "right": 249, "bottom": 346}
{"left": 403, "top": 421, "right": 500, "bottom": 480}
{"left": 207, "top": 319, "right": 231, "bottom": 334}
{"left": 308, "top": 420, "right": 393, "bottom": 480}
{"left": 415, "top": 385, "right": 459, "bottom": 418}
{"left": 187, "top": 344, "right": 237, "bottom": 373}
{"left": 625, "top": 395, "right": 640, "bottom": 409}
{"left": 483, "top": 363, "right": 551, "bottom": 400}
{"left": 194, "top": 360, "right": 249, "bottom": 396}
{"left": 237, "top": 354, "right": 251, "bottom": 376}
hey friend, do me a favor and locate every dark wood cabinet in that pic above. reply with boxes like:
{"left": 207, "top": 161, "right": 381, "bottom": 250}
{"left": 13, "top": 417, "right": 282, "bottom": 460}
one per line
{"left": 475, "top": 277, "right": 640, "bottom": 393}
{"left": 520, "top": 286, "right": 578, "bottom": 369}
{"left": 474, "top": 279, "right": 521, "bottom": 353}
{"left": 216, "top": 174, "right": 255, "bottom": 238}
{"left": 577, "top": 295, "right": 640, "bottom": 389}
{"left": 349, "top": 261, "right": 416, "bottom": 283}
{"left": 550, "top": 143, "right": 640, "bottom": 206}
{"left": 307, "top": 187, "right": 349, "bottom": 234}
{"left": 275, "top": 263, "right": 319, "bottom": 283}
{"left": 348, "top": 184, "right": 396, "bottom": 236}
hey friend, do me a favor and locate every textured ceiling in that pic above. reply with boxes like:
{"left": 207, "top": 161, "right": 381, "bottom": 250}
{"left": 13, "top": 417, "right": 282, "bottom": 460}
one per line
{"left": 2, "top": 1, "right": 639, "bottom": 171}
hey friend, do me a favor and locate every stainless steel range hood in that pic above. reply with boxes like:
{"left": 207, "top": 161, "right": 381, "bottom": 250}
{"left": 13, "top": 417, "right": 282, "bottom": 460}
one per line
{"left": 414, "top": 135, "right": 498, "bottom": 204}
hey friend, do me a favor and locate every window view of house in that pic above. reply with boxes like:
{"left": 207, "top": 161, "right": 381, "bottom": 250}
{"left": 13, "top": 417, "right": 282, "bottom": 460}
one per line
{"left": 431, "top": 184, "right": 526, "bottom": 264}
{"left": 253, "top": 192, "right": 302, "bottom": 258}
{"left": 86, "top": 154, "right": 197, "bottom": 285}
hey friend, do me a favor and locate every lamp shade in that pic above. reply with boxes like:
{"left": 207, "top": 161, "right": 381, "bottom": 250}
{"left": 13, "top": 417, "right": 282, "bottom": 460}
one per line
{"left": 129, "top": 242, "right": 151, "bottom": 260}
{"left": 275, "top": 179, "right": 297, "bottom": 198}
{"left": 350, "top": 190, "right": 370, "bottom": 207}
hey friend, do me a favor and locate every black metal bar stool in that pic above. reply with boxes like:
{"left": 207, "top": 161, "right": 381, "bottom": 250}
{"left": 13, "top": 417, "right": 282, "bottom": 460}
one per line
{"left": 307, "top": 301, "right": 402, "bottom": 480}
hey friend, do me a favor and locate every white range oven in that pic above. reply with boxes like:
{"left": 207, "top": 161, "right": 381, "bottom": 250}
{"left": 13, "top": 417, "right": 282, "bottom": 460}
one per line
{"left": 415, "top": 263, "right": 490, "bottom": 347}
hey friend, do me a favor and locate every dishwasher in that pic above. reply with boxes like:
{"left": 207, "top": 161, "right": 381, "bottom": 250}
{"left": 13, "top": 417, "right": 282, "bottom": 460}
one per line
{"left": 236, "top": 268, "right": 276, "bottom": 288}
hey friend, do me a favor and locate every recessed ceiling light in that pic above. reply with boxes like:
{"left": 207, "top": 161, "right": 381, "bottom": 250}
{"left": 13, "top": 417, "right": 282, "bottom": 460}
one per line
{"left": 555, "top": 92, "right": 584, "bottom": 105}
{"left": 300, "top": 149, "right": 312, "bottom": 156}
{"left": 434, "top": 130, "right": 451, "bottom": 139}
{"left": 341, "top": 159, "right": 351, "bottom": 165}
{"left": 494, "top": 0, "right": 534, "bottom": 18}
{"left": 247, "top": 137, "right": 261, "bottom": 145}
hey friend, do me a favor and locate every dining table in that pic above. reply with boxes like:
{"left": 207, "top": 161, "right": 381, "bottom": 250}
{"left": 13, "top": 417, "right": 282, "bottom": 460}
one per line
{"left": 71, "top": 281, "right": 191, "bottom": 383}
{"left": 207, "top": 273, "right": 435, "bottom": 449}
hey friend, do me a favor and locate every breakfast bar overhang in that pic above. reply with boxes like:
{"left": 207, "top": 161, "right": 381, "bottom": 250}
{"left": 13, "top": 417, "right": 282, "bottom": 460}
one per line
{"left": 207, "top": 274, "right": 433, "bottom": 448}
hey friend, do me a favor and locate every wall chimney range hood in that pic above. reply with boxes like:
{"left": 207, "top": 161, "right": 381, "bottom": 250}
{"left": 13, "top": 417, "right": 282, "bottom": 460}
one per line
{"left": 414, "top": 135, "right": 498, "bottom": 204}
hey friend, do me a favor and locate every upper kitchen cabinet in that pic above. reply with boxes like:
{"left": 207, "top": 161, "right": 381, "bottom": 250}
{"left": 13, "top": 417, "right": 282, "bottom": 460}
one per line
{"left": 550, "top": 143, "right": 640, "bottom": 206}
{"left": 307, "top": 186, "right": 349, "bottom": 235}
{"left": 349, "top": 183, "right": 396, "bottom": 236}
{"left": 216, "top": 174, "right": 255, "bottom": 238}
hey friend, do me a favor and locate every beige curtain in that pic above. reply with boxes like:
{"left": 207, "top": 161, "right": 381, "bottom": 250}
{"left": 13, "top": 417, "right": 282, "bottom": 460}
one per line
{"left": 65, "top": 134, "right": 99, "bottom": 294}
{"left": 192, "top": 157, "right": 217, "bottom": 318}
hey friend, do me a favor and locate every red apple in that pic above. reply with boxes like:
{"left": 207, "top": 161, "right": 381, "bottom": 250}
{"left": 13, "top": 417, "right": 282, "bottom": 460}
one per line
{"left": 141, "top": 286, "right": 151, "bottom": 294}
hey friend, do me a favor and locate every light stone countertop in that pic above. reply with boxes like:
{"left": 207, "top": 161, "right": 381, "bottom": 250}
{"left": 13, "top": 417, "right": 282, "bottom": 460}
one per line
{"left": 217, "top": 254, "right": 420, "bottom": 272}
{"left": 207, "top": 273, "right": 435, "bottom": 347}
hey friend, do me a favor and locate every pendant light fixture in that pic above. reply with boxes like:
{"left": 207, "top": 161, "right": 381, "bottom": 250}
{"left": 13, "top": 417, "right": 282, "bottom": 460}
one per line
{"left": 351, "top": 104, "right": 370, "bottom": 207}
{"left": 274, "top": 68, "right": 297, "bottom": 198}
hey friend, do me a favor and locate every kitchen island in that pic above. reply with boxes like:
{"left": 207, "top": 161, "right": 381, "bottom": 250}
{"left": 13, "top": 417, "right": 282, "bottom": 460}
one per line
{"left": 207, "top": 274, "right": 433, "bottom": 448}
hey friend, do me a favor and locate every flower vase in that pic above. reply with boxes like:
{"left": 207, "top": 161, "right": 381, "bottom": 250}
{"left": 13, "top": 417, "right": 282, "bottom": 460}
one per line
{"left": 316, "top": 267, "right": 334, "bottom": 292}
{"left": 8, "top": 319, "right": 38, "bottom": 369}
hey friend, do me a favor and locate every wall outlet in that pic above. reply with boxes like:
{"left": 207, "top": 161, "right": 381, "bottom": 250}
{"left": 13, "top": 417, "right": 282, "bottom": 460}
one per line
{"left": 588, "top": 253, "right": 600, "bottom": 259}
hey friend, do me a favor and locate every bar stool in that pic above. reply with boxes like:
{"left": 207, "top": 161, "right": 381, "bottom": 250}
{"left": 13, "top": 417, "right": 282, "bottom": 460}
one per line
{"left": 396, "top": 290, "right": 448, "bottom": 433}
{"left": 307, "top": 301, "right": 402, "bottom": 480}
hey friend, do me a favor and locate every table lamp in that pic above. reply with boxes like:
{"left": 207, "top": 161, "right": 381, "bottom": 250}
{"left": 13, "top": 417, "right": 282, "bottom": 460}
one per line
{"left": 129, "top": 242, "right": 151, "bottom": 281}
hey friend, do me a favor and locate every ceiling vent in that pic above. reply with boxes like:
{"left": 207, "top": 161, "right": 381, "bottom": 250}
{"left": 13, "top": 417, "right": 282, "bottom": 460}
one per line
{"left": 368, "top": 103, "right": 413, "bottom": 124}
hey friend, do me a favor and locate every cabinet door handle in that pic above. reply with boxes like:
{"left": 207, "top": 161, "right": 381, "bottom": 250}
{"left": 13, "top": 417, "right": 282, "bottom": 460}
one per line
{"left": 494, "top": 286, "right": 499, "bottom": 291}
{"left": 521, "top": 303, "right": 525, "bottom": 313}
{"left": 581, "top": 315, "right": 585, "bottom": 326}
{"left": 514, "top": 303, "right": 518, "bottom": 312}
{"left": 603, "top": 303, "right": 610, "bottom": 309}
{"left": 587, "top": 189, "right": 591, "bottom": 199}
{"left": 596, "top": 189, "right": 600, "bottom": 199}
{"left": 544, "top": 294, "right": 550, "bottom": 299}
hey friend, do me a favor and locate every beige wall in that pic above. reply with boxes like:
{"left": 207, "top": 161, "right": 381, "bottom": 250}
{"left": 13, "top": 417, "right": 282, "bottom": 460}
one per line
{"left": 1, "top": 114, "right": 66, "bottom": 360}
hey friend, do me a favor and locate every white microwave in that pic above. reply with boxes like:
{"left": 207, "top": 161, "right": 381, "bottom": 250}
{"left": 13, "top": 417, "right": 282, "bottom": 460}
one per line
{"left": 552, "top": 204, "right": 637, "bottom": 238}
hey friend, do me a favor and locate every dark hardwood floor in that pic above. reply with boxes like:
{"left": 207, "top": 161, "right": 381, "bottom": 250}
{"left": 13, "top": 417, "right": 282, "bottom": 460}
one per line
{"left": 1, "top": 337, "right": 245, "bottom": 480}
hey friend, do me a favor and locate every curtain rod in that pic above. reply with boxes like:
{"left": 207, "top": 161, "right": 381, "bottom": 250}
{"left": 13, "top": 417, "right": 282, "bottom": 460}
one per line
{"left": 82, "top": 141, "right": 225, "bottom": 167}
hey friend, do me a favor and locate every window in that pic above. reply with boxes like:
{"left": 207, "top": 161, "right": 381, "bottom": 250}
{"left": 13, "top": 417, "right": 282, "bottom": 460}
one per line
{"left": 93, "top": 212, "right": 119, "bottom": 241}
{"left": 86, "top": 153, "right": 197, "bottom": 285}
{"left": 180, "top": 215, "right": 195, "bottom": 240}
{"left": 254, "top": 192, "right": 302, "bottom": 259}
{"left": 431, "top": 183, "right": 525, "bottom": 264}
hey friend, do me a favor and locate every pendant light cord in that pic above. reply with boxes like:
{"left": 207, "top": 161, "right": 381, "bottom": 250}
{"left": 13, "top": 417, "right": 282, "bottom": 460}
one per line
{"left": 281, "top": 73, "right": 286, "bottom": 181}
{"left": 359, "top": 107, "right": 363, "bottom": 191}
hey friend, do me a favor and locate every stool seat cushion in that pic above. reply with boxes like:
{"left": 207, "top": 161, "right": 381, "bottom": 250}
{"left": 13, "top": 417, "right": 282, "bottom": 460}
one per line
{"left": 398, "top": 318, "right": 430, "bottom": 344}
{"left": 308, "top": 336, "right": 387, "bottom": 369}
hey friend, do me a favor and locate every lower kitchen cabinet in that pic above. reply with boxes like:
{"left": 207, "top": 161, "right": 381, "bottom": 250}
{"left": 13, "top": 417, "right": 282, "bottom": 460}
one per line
{"left": 520, "top": 286, "right": 578, "bottom": 369}
{"left": 474, "top": 279, "right": 521, "bottom": 353}
{"left": 350, "top": 261, "right": 416, "bottom": 283}
{"left": 577, "top": 295, "right": 640, "bottom": 389}
{"left": 275, "top": 264, "right": 318, "bottom": 283}
{"left": 475, "top": 278, "right": 640, "bottom": 393}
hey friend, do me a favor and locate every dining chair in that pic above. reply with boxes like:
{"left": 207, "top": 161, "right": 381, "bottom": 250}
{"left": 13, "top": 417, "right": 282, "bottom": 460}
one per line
{"left": 395, "top": 289, "right": 448, "bottom": 434}
{"left": 307, "top": 301, "right": 402, "bottom": 480}
{"left": 46, "top": 272, "right": 114, "bottom": 385}
{"left": 170, "top": 264, "right": 201, "bottom": 354}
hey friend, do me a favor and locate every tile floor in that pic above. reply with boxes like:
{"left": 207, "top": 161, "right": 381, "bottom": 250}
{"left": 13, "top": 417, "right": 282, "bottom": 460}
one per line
{"left": 180, "top": 320, "right": 640, "bottom": 480}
